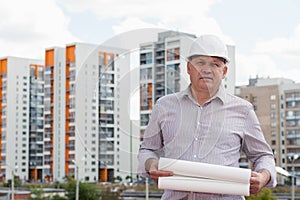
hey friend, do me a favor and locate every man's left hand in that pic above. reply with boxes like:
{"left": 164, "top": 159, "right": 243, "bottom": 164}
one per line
{"left": 250, "top": 170, "right": 271, "bottom": 194}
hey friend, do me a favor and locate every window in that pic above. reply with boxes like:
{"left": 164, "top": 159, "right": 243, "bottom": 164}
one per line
{"left": 140, "top": 52, "right": 152, "bottom": 65}
{"left": 270, "top": 95, "right": 276, "bottom": 100}
{"left": 271, "top": 131, "right": 276, "bottom": 136}
{"left": 253, "top": 97, "right": 257, "bottom": 102}
{"left": 270, "top": 104, "right": 276, "bottom": 110}
{"left": 271, "top": 113, "right": 276, "bottom": 119}
{"left": 271, "top": 140, "right": 276, "bottom": 145}
{"left": 271, "top": 122, "right": 276, "bottom": 127}
{"left": 253, "top": 105, "right": 257, "bottom": 111}
{"left": 166, "top": 48, "right": 180, "bottom": 61}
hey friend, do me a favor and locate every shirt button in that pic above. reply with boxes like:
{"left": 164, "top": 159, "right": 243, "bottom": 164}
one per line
{"left": 193, "top": 155, "right": 197, "bottom": 158}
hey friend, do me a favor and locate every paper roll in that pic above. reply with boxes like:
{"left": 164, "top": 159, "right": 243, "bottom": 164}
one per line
{"left": 158, "top": 157, "right": 251, "bottom": 183}
{"left": 159, "top": 176, "right": 250, "bottom": 196}
{"left": 158, "top": 157, "right": 251, "bottom": 196}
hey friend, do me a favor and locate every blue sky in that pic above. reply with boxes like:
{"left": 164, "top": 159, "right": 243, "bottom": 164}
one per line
{"left": 1, "top": 0, "right": 300, "bottom": 85}
{"left": 211, "top": 0, "right": 300, "bottom": 52}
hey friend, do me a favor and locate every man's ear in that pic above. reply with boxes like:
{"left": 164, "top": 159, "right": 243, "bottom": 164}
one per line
{"left": 222, "top": 66, "right": 228, "bottom": 79}
{"left": 187, "top": 62, "right": 191, "bottom": 75}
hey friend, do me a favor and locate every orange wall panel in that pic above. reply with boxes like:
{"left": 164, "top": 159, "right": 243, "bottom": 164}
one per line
{"left": 45, "top": 49, "right": 55, "bottom": 66}
{"left": 66, "top": 45, "right": 76, "bottom": 63}
{"left": 66, "top": 65, "right": 70, "bottom": 77}
{"left": 100, "top": 168, "right": 108, "bottom": 182}
{"left": 0, "top": 59, "right": 7, "bottom": 74}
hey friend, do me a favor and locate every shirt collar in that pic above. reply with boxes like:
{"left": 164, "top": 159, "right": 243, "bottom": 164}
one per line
{"left": 179, "top": 84, "right": 226, "bottom": 105}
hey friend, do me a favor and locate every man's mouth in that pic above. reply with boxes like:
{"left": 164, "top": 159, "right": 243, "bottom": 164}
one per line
{"left": 200, "top": 77, "right": 213, "bottom": 80}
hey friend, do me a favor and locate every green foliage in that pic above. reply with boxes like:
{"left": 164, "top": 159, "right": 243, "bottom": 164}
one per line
{"left": 29, "top": 187, "right": 67, "bottom": 200}
{"left": 246, "top": 188, "right": 276, "bottom": 200}
{"left": 63, "top": 179, "right": 101, "bottom": 200}
{"left": 113, "top": 176, "right": 122, "bottom": 183}
{"left": 51, "top": 195, "right": 66, "bottom": 200}
{"left": 3, "top": 178, "right": 22, "bottom": 187}
{"left": 29, "top": 188, "right": 50, "bottom": 200}
{"left": 125, "top": 175, "right": 132, "bottom": 182}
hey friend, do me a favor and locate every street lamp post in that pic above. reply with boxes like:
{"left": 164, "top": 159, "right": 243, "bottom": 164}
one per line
{"left": 7, "top": 165, "right": 17, "bottom": 200}
{"left": 289, "top": 154, "right": 299, "bottom": 200}
{"left": 72, "top": 160, "right": 79, "bottom": 200}
{"left": 11, "top": 170, "right": 15, "bottom": 200}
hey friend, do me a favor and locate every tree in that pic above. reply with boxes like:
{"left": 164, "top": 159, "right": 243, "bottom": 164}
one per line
{"left": 29, "top": 188, "right": 66, "bottom": 200}
{"left": 246, "top": 188, "right": 276, "bottom": 200}
{"left": 113, "top": 176, "right": 122, "bottom": 183}
{"left": 4, "top": 178, "right": 22, "bottom": 188}
{"left": 125, "top": 175, "right": 132, "bottom": 182}
{"left": 63, "top": 178, "right": 101, "bottom": 200}
{"left": 29, "top": 188, "right": 50, "bottom": 200}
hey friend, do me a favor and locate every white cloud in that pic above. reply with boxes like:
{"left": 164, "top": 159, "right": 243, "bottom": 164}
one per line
{"left": 0, "top": 0, "right": 79, "bottom": 59}
{"left": 111, "top": 17, "right": 166, "bottom": 34}
{"left": 235, "top": 23, "right": 300, "bottom": 85}
{"left": 236, "top": 53, "right": 281, "bottom": 85}
{"left": 58, "top": 0, "right": 234, "bottom": 42}
{"left": 254, "top": 24, "right": 300, "bottom": 60}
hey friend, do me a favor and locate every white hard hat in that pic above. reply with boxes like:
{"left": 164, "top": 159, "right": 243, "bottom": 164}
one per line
{"left": 187, "top": 34, "right": 230, "bottom": 63}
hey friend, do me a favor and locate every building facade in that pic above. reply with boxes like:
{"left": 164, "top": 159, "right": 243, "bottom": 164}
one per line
{"left": 281, "top": 83, "right": 300, "bottom": 180}
{"left": 45, "top": 43, "right": 132, "bottom": 183}
{"left": 0, "top": 57, "right": 44, "bottom": 182}
{"left": 236, "top": 77, "right": 300, "bottom": 184}
{"left": 0, "top": 43, "right": 135, "bottom": 183}
{"left": 44, "top": 47, "right": 66, "bottom": 182}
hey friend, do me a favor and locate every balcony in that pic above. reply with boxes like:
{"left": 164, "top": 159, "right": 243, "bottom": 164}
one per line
{"left": 44, "top": 144, "right": 53, "bottom": 148}
{"left": 44, "top": 158, "right": 53, "bottom": 162}
{"left": 66, "top": 143, "right": 75, "bottom": 148}
{"left": 287, "top": 134, "right": 300, "bottom": 139}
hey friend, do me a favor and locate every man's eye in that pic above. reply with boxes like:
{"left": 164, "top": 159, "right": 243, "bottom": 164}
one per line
{"left": 211, "top": 62, "right": 219, "bottom": 67}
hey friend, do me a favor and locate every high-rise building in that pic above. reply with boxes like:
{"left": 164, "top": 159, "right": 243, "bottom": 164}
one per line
{"left": 139, "top": 31, "right": 236, "bottom": 139}
{"left": 44, "top": 43, "right": 132, "bottom": 183}
{"left": 0, "top": 57, "right": 44, "bottom": 182}
{"left": 281, "top": 83, "right": 300, "bottom": 180}
{"left": 236, "top": 77, "right": 300, "bottom": 184}
{"left": 44, "top": 47, "right": 66, "bottom": 182}
{"left": 28, "top": 63, "right": 45, "bottom": 182}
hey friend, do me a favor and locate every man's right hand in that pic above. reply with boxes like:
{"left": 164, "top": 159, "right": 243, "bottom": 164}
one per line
{"left": 145, "top": 158, "right": 173, "bottom": 183}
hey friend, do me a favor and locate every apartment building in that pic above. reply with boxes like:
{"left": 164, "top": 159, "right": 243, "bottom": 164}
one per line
{"left": 236, "top": 77, "right": 300, "bottom": 183}
{"left": 139, "top": 31, "right": 236, "bottom": 139}
{"left": 0, "top": 42, "right": 136, "bottom": 183}
{"left": 28, "top": 63, "right": 45, "bottom": 182}
{"left": 281, "top": 83, "right": 300, "bottom": 180}
{"left": 0, "top": 57, "right": 44, "bottom": 182}
{"left": 44, "top": 47, "right": 66, "bottom": 182}
{"left": 44, "top": 43, "right": 132, "bottom": 183}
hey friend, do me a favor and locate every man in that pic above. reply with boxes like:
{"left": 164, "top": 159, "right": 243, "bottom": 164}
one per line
{"left": 138, "top": 35, "right": 276, "bottom": 199}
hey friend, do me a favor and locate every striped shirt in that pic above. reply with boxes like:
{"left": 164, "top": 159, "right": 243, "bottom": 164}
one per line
{"left": 138, "top": 85, "right": 276, "bottom": 200}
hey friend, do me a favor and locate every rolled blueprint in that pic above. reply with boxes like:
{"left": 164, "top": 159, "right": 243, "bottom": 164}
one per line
{"left": 158, "top": 157, "right": 251, "bottom": 183}
{"left": 159, "top": 176, "right": 250, "bottom": 196}
{"left": 158, "top": 157, "right": 251, "bottom": 196}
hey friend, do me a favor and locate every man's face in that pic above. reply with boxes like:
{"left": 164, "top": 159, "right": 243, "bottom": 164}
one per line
{"left": 187, "top": 55, "right": 228, "bottom": 94}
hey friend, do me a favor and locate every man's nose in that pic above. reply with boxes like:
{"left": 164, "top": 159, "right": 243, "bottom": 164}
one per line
{"left": 197, "top": 65, "right": 211, "bottom": 74}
